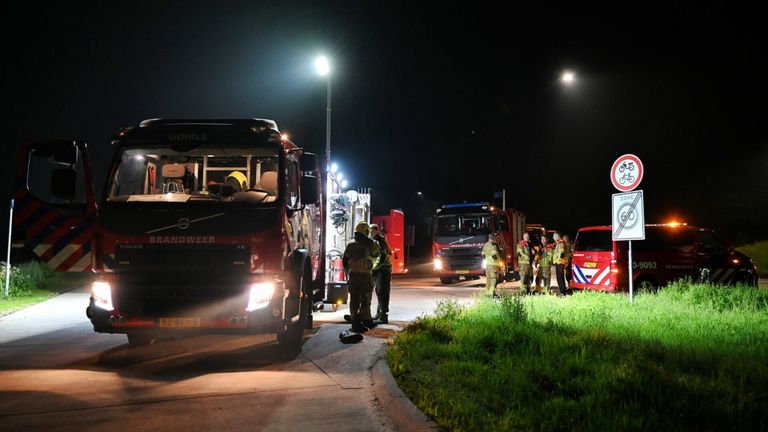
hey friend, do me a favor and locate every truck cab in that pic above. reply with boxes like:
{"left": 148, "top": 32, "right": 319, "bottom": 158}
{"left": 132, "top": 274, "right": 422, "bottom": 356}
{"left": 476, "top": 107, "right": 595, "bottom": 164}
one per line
{"left": 432, "top": 203, "right": 525, "bottom": 284}
{"left": 63, "top": 118, "right": 323, "bottom": 355}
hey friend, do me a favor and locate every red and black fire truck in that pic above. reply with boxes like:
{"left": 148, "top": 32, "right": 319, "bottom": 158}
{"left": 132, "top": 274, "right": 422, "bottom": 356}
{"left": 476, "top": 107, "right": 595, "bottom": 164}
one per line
{"left": 13, "top": 119, "right": 329, "bottom": 356}
{"left": 571, "top": 223, "right": 758, "bottom": 292}
{"left": 432, "top": 202, "right": 525, "bottom": 284}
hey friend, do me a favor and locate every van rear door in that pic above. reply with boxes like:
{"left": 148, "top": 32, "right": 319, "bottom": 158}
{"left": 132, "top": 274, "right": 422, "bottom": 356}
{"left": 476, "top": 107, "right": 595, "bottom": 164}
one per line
{"left": 12, "top": 140, "right": 96, "bottom": 271}
{"left": 572, "top": 228, "right": 615, "bottom": 290}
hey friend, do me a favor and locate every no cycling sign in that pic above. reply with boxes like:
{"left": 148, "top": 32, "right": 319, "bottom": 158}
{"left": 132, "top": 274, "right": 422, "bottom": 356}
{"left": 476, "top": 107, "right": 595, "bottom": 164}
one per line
{"left": 610, "top": 154, "right": 643, "bottom": 192}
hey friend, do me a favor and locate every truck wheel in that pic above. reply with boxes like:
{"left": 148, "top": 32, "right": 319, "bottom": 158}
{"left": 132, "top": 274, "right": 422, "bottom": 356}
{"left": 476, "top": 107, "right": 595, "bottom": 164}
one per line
{"left": 277, "top": 264, "right": 310, "bottom": 359}
{"left": 440, "top": 277, "right": 456, "bottom": 285}
{"left": 127, "top": 333, "right": 156, "bottom": 347}
{"left": 636, "top": 277, "right": 658, "bottom": 293}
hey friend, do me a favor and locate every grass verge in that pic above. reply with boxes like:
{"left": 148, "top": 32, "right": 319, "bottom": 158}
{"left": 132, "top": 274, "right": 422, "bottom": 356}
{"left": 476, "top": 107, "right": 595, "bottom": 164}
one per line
{"left": 0, "top": 261, "right": 65, "bottom": 316}
{"left": 388, "top": 281, "right": 768, "bottom": 431}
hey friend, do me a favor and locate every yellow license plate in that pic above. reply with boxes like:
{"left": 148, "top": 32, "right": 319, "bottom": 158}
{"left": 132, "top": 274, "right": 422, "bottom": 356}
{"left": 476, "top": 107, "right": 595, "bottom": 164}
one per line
{"left": 159, "top": 317, "right": 201, "bottom": 328}
{"left": 455, "top": 270, "right": 470, "bottom": 274}
{"left": 583, "top": 262, "right": 597, "bottom": 268}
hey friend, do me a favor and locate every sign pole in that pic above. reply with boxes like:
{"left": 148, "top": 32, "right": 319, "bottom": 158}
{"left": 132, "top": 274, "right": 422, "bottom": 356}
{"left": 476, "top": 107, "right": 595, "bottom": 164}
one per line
{"left": 502, "top": 189, "right": 506, "bottom": 211}
{"left": 4, "top": 199, "right": 13, "bottom": 297}
{"left": 628, "top": 239, "right": 634, "bottom": 304}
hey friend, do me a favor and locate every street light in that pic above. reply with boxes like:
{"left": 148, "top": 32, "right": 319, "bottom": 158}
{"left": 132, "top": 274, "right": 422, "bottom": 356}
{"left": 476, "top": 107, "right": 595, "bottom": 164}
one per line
{"left": 314, "top": 55, "right": 332, "bottom": 165}
{"left": 560, "top": 70, "right": 576, "bottom": 85}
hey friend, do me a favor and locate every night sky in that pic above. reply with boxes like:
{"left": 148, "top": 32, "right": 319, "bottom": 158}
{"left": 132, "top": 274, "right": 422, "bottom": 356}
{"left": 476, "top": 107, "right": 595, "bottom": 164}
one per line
{"left": 5, "top": 2, "right": 767, "bottom": 253}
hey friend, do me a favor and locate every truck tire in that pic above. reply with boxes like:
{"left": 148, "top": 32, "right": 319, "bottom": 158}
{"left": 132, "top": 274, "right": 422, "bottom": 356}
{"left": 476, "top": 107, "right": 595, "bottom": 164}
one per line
{"left": 440, "top": 276, "right": 456, "bottom": 285}
{"left": 635, "top": 277, "right": 658, "bottom": 293}
{"left": 277, "top": 262, "right": 311, "bottom": 359}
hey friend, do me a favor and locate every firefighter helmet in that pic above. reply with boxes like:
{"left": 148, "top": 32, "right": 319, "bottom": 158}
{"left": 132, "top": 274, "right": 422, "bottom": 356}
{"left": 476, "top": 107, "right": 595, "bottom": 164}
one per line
{"left": 355, "top": 221, "right": 370, "bottom": 235}
{"left": 225, "top": 171, "right": 248, "bottom": 191}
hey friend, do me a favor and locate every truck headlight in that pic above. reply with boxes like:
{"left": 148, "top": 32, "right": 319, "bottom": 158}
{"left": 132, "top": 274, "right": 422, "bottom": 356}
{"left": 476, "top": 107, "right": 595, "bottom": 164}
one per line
{"left": 246, "top": 282, "right": 275, "bottom": 311}
{"left": 434, "top": 258, "right": 443, "bottom": 270}
{"left": 91, "top": 281, "right": 114, "bottom": 311}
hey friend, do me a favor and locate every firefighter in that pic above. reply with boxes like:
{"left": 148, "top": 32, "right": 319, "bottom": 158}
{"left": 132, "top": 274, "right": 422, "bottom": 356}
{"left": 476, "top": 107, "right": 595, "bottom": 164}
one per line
{"left": 553, "top": 232, "right": 568, "bottom": 296}
{"left": 342, "top": 221, "right": 381, "bottom": 332}
{"left": 225, "top": 171, "right": 248, "bottom": 191}
{"left": 369, "top": 223, "right": 393, "bottom": 325}
{"left": 517, "top": 232, "right": 533, "bottom": 294}
{"left": 563, "top": 234, "right": 574, "bottom": 288}
{"left": 536, "top": 234, "right": 553, "bottom": 294}
{"left": 482, "top": 233, "right": 501, "bottom": 297}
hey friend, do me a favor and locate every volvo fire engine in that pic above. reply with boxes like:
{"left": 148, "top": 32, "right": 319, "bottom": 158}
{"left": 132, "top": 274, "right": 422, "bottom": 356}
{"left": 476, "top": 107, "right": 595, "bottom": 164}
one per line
{"left": 12, "top": 119, "right": 339, "bottom": 356}
{"left": 432, "top": 202, "right": 525, "bottom": 284}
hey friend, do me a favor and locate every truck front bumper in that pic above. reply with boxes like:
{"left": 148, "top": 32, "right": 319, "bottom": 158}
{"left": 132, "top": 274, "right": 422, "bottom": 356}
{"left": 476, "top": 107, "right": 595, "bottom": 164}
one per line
{"left": 85, "top": 275, "right": 290, "bottom": 335}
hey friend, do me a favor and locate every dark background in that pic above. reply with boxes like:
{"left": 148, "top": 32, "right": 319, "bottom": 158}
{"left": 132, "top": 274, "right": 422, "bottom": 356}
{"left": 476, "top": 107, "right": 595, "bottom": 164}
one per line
{"left": 4, "top": 1, "right": 767, "bottom": 256}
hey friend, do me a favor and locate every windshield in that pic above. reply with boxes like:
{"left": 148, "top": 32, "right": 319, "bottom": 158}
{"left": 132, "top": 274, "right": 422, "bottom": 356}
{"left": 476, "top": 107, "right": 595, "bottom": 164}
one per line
{"left": 574, "top": 230, "right": 612, "bottom": 252}
{"left": 435, "top": 213, "right": 491, "bottom": 236}
{"left": 107, "top": 145, "right": 280, "bottom": 203}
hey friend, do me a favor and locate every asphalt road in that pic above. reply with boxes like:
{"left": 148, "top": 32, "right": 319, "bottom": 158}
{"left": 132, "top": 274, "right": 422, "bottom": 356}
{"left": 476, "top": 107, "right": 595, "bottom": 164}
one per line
{"left": 0, "top": 268, "right": 498, "bottom": 432}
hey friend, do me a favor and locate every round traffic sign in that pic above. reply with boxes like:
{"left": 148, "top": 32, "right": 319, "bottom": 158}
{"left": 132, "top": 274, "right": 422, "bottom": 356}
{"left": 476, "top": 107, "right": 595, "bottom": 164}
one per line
{"left": 611, "top": 154, "right": 644, "bottom": 191}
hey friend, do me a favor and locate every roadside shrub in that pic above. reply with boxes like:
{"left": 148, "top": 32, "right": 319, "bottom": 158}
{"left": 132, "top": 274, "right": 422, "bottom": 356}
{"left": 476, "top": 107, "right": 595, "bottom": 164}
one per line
{"left": 403, "top": 316, "right": 454, "bottom": 344}
{"left": 0, "top": 261, "right": 56, "bottom": 298}
{"left": 434, "top": 297, "right": 463, "bottom": 321}
{"left": 498, "top": 291, "right": 527, "bottom": 323}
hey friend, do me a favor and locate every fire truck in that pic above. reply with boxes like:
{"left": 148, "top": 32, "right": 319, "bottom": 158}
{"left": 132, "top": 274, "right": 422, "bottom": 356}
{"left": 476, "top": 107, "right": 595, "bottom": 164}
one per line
{"left": 372, "top": 209, "right": 406, "bottom": 274}
{"left": 571, "top": 223, "right": 758, "bottom": 292}
{"left": 12, "top": 119, "right": 347, "bottom": 356}
{"left": 432, "top": 203, "right": 525, "bottom": 284}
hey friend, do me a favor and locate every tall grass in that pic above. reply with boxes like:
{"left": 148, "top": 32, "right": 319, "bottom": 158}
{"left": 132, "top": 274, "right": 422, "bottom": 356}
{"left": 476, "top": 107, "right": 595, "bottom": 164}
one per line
{"left": 389, "top": 282, "right": 768, "bottom": 431}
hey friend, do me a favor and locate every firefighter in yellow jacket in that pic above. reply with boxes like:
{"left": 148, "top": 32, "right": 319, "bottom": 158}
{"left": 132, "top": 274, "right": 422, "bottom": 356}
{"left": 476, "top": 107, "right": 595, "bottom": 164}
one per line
{"left": 536, "top": 235, "right": 553, "bottom": 294}
{"left": 482, "top": 233, "right": 501, "bottom": 297}
{"left": 343, "top": 221, "right": 381, "bottom": 332}
{"left": 553, "top": 232, "right": 568, "bottom": 296}
{"left": 517, "top": 232, "right": 533, "bottom": 294}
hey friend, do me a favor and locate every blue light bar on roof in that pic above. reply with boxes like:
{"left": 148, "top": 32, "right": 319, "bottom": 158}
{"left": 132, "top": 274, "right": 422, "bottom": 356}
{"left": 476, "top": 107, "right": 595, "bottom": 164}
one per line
{"left": 442, "top": 202, "right": 489, "bottom": 209}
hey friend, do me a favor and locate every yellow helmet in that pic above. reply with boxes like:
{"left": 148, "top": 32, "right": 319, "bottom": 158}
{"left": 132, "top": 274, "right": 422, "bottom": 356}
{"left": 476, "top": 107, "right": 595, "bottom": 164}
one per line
{"left": 355, "top": 221, "right": 370, "bottom": 235}
{"left": 225, "top": 171, "right": 248, "bottom": 190}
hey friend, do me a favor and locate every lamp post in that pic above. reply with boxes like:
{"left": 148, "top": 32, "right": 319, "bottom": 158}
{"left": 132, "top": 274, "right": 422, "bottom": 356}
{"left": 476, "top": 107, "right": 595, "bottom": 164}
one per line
{"left": 314, "top": 56, "right": 332, "bottom": 165}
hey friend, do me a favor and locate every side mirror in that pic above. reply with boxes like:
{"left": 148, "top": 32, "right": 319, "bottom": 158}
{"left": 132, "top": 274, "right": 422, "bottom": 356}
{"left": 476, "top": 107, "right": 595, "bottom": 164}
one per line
{"left": 300, "top": 175, "right": 319, "bottom": 204}
{"left": 300, "top": 153, "right": 319, "bottom": 173}
{"left": 51, "top": 169, "right": 77, "bottom": 201}
{"left": 32, "top": 143, "right": 78, "bottom": 165}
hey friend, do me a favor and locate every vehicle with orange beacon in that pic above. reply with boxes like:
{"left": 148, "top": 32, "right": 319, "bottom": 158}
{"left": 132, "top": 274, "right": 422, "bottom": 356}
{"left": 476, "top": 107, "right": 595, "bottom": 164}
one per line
{"left": 570, "top": 223, "right": 758, "bottom": 292}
